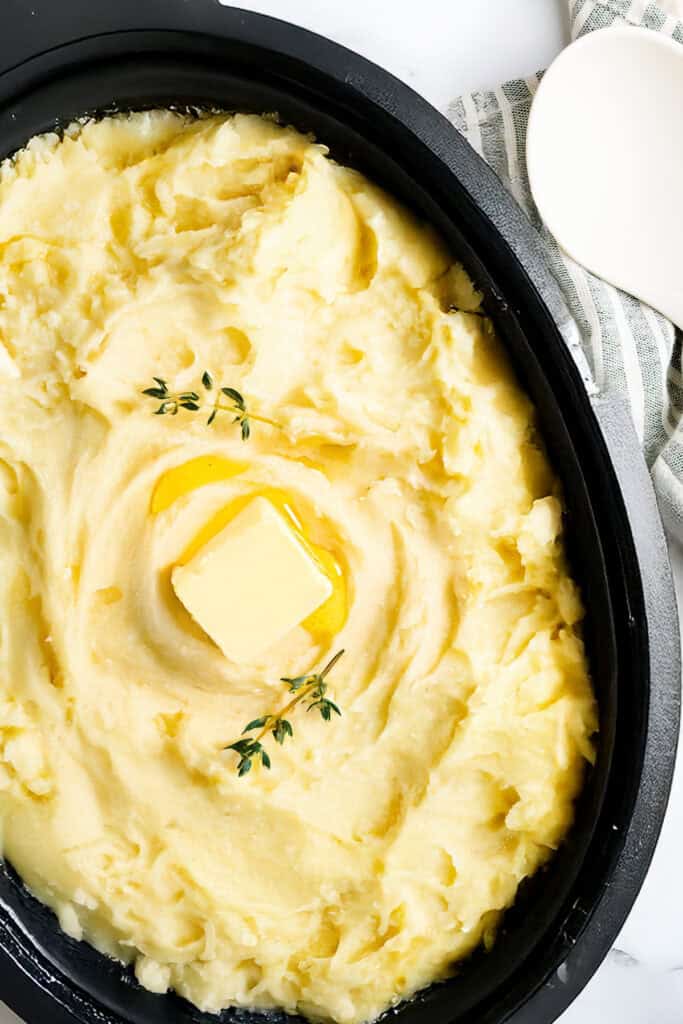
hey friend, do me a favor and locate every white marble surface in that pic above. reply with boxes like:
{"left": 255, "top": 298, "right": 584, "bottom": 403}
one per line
{"left": 2, "top": 1, "right": 682, "bottom": 1021}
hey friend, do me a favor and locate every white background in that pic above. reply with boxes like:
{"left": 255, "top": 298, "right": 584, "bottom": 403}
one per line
{"left": 3, "top": 1, "right": 683, "bottom": 1022}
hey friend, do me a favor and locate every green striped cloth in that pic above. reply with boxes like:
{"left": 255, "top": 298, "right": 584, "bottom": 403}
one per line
{"left": 449, "top": 0, "right": 683, "bottom": 539}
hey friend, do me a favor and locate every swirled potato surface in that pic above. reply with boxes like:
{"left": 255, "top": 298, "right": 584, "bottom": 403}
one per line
{"left": 0, "top": 112, "right": 596, "bottom": 1024}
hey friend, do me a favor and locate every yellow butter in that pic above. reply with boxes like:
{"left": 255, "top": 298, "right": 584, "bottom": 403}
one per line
{"left": 171, "top": 496, "right": 332, "bottom": 663}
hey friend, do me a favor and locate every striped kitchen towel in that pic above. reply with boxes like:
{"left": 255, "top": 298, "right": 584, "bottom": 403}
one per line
{"left": 448, "top": 0, "right": 683, "bottom": 540}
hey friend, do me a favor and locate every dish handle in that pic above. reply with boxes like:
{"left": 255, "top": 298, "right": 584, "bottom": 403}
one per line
{"left": 0, "top": 0, "right": 225, "bottom": 77}
{"left": 589, "top": 385, "right": 680, "bottom": 722}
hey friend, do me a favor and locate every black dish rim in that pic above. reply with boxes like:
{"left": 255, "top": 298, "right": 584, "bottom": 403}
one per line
{"left": 0, "top": 4, "right": 678, "bottom": 1024}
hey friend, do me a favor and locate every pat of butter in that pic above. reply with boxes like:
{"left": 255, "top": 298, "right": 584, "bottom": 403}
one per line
{"left": 171, "top": 496, "right": 332, "bottom": 663}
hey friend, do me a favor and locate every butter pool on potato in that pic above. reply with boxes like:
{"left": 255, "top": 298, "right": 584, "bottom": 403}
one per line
{"left": 0, "top": 111, "right": 597, "bottom": 1024}
{"left": 171, "top": 496, "right": 333, "bottom": 663}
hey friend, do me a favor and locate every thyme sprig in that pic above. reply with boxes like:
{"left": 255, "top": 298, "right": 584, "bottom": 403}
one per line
{"left": 226, "top": 650, "right": 344, "bottom": 777}
{"left": 142, "top": 371, "right": 279, "bottom": 440}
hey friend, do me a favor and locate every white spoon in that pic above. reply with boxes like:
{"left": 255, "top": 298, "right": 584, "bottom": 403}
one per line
{"left": 527, "top": 25, "right": 683, "bottom": 329}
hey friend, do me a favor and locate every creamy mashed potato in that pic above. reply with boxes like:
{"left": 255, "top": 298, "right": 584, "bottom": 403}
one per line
{"left": 0, "top": 112, "right": 597, "bottom": 1023}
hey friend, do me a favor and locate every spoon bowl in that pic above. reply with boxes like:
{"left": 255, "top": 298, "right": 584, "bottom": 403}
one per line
{"left": 527, "top": 25, "right": 683, "bottom": 329}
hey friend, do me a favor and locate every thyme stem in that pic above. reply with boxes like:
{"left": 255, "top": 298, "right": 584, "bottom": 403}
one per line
{"left": 226, "top": 650, "right": 345, "bottom": 776}
{"left": 142, "top": 371, "right": 280, "bottom": 439}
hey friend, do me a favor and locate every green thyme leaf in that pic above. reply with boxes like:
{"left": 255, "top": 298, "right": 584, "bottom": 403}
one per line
{"left": 226, "top": 739, "right": 250, "bottom": 754}
{"left": 243, "top": 717, "right": 269, "bottom": 734}
{"left": 273, "top": 719, "right": 293, "bottom": 745}
{"left": 222, "top": 387, "right": 245, "bottom": 409}
{"left": 282, "top": 674, "right": 309, "bottom": 691}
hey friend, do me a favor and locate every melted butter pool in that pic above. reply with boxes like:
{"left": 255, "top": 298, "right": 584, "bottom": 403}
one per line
{"left": 151, "top": 456, "right": 348, "bottom": 643}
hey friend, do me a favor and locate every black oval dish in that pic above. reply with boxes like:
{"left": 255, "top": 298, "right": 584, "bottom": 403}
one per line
{"left": 0, "top": 2, "right": 678, "bottom": 1023}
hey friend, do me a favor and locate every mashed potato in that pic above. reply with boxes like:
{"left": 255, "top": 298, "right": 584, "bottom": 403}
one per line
{"left": 0, "top": 112, "right": 596, "bottom": 1023}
